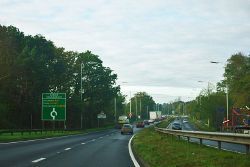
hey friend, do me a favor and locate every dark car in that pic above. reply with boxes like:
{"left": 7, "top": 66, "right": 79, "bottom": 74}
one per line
{"left": 143, "top": 120, "right": 149, "bottom": 125}
{"left": 136, "top": 121, "right": 145, "bottom": 128}
{"left": 172, "top": 122, "right": 182, "bottom": 130}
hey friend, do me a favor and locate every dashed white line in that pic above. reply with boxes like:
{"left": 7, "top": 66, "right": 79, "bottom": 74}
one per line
{"left": 32, "top": 158, "right": 46, "bottom": 163}
{"left": 91, "top": 139, "right": 96, "bottom": 142}
{"left": 99, "top": 137, "right": 103, "bottom": 139}
{"left": 81, "top": 142, "right": 86, "bottom": 145}
{"left": 64, "top": 147, "right": 71, "bottom": 151}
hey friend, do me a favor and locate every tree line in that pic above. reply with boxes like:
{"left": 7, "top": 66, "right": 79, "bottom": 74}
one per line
{"left": 0, "top": 25, "right": 126, "bottom": 129}
{"left": 166, "top": 53, "right": 250, "bottom": 130}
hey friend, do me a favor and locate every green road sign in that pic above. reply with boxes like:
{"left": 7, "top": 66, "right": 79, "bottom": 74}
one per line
{"left": 42, "top": 93, "right": 66, "bottom": 121}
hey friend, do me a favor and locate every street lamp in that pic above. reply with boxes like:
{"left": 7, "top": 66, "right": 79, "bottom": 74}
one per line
{"left": 121, "top": 81, "right": 132, "bottom": 119}
{"left": 75, "top": 63, "right": 85, "bottom": 129}
{"left": 210, "top": 61, "right": 229, "bottom": 123}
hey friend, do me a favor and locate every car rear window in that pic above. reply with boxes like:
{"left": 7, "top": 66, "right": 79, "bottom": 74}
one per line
{"left": 123, "top": 125, "right": 130, "bottom": 128}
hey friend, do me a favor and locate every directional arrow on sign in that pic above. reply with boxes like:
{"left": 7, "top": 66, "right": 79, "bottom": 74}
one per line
{"left": 50, "top": 108, "right": 58, "bottom": 120}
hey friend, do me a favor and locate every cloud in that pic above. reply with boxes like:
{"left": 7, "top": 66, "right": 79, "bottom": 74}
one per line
{"left": 1, "top": 0, "right": 250, "bottom": 103}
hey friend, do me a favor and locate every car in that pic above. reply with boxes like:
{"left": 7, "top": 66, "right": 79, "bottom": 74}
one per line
{"left": 121, "top": 124, "right": 133, "bottom": 135}
{"left": 148, "top": 119, "right": 155, "bottom": 124}
{"left": 172, "top": 122, "right": 182, "bottom": 130}
{"left": 136, "top": 121, "right": 145, "bottom": 128}
{"left": 183, "top": 119, "right": 188, "bottom": 123}
{"left": 143, "top": 120, "right": 149, "bottom": 125}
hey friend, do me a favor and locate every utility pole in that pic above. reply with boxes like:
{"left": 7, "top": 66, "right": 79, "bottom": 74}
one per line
{"left": 226, "top": 84, "right": 229, "bottom": 122}
{"left": 135, "top": 97, "right": 138, "bottom": 121}
{"left": 114, "top": 97, "right": 117, "bottom": 123}
{"left": 147, "top": 106, "right": 149, "bottom": 119}
{"left": 80, "top": 63, "right": 84, "bottom": 129}
{"left": 140, "top": 98, "right": 141, "bottom": 119}
{"left": 130, "top": 91, "right": 132, "bottom": 119}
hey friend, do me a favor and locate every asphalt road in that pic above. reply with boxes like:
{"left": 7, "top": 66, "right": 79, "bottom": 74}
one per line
{"left": 0, "top": 127, "right": 141, "bottom": 167}
{"left": 168, "top": 118, "right": 247, "bottom": 153}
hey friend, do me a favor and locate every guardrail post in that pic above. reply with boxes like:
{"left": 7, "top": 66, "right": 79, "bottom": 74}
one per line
{"left": 187, "top": 136, "right": 190, "bottom": 142}
{"left": 218, "top": 141, "right": 221, "bottom": 150}
{"left": 246, "top": 145, "right": 249, "bottom": 154}
{"left": 199, "top": 138, "right": 202, "bottom": 145}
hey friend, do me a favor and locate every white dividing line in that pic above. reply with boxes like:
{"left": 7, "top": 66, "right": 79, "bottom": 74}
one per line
{"left": 99, "top": 136, "right": 103, "bottom": 139}
{"left": 91, "top": 139, "right": 96, "bottom": 142}
{"left": 128, "top": 135, "right": 140, "bottom": 167}
{"left": 81, "top": 142, "right": 86, "bottom": 145}
{"left": 64, "top": 147, "right": 71, "bottom": 151}
{"left": 32, "top": 158, "right": 46, "bottom": 163}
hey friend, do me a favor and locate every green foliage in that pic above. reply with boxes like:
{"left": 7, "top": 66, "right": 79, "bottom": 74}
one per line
{"left": 0, "top": 25, "right": 124, "bottom": 129}
{"left": 186, "top": 52, "right": 250, "bottom": 130}
{"left": 125, "top": 92, "right": 155, "bottom": 120}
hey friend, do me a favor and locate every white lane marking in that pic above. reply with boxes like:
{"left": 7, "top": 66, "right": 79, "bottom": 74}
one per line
{"left": 81, "top": 142, "right": 86, "bottom": 145}
{"left": 91, "top": 139, "right": 96, "bottom": 142}
{"left": 32, "top": 158, "right": 46, "bottom": 163}
{"left": 99, "top": 136, "right": 103, "bottom": 139}
{"left": 57, "top": 152, "right": 61, "bottom": 154}
{"left": 64, "top": 147, "right": 71, "bottom": 151}
{"left": 128, "top": 135, "right": 140, "bottom": 167}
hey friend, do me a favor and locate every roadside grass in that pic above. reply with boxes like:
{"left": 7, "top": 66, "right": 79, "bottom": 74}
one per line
{"left": 0, "top": 125, "right": 113, "bottom": 142}
{"left": 132, "top": 122, "right": 250, "bottom": 167}
{"left": 188, "top": 118, "right": 216, "bottom": 132}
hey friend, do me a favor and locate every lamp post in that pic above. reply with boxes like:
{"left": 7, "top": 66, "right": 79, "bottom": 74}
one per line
{"left": 114, "top": 97, "right": 117, "bottom": 123}
{"left": 210, "top": 61, "right": 229, "bottom": 122}
{"left": 79, "top": 63, "right": 84, "bottom": 129}
{"left": 121, "top": 81, "right": 132, "bottom": 119}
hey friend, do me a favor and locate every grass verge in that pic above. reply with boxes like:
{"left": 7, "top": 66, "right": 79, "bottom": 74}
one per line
{"left": 132, "top": 128, "right": 250, "bottom": 167}
{"left": 0, "top": 125, "right": 113, "bottom": 142}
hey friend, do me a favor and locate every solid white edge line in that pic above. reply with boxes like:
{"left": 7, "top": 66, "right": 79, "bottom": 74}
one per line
{"left": 32, "top": 158, "right": 46, "bottom": 163}
{"left": 64, "top": 147, "right": 71, "bottom": 151}
{"left": 0, "top": 134, "right": 85, "bottom": 145}
{"left": 128, "top": 135, "right": 140, "bottom": 167}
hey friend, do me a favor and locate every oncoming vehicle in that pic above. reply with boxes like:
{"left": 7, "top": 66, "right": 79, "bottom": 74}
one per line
{"left": 143, "top": 120, "right": 149, "bottom": 125}
{"left": 136, "top": 121, "right": 145, "bottom": 128}
{"left": 172, "top": 122, "right": 182, "bottom": 130}
{"left": 121, "top": 124, "right": 133, "bottom": 135}
{"left": 148, "top": 119, "right": 155, "bottom": 124}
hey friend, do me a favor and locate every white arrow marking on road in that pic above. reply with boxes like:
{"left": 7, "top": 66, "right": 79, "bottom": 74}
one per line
{"left": 32, "top": 158, "right": 46, "bottom": 163}
{"left": 50, "top": 108, "right": 57, "bottom": 120}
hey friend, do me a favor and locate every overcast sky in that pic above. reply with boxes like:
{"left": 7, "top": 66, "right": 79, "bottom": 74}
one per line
{"left": 1, "top": 0, "right": 249, "bottom": 103}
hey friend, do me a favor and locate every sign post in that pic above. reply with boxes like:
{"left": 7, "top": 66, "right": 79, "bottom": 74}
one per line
{"left": 97, "top": 112, "right": 106, "bottom": 128}
{"left": 42, "top": 93, "right": 66, "bottom": 121}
